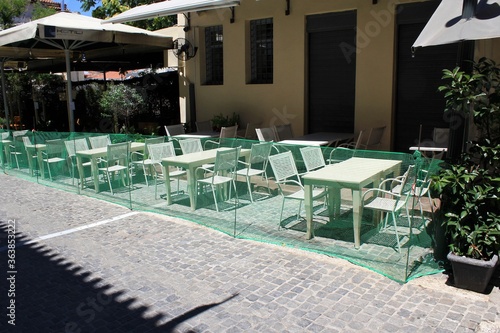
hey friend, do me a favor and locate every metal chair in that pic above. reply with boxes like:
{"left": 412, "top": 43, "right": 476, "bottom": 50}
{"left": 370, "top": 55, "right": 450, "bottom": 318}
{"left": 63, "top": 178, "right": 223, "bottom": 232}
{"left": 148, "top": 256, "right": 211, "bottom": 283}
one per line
{"left": 21, "top": 136, "right": 37, "bottom": 174}
{"left": 268, "top": 151, "right": 327, "bottom": 227}
{"left": 235, "top": 141, "right": 273, "bottom": 202}
{"left": 362, "top": 165, "right": 416, "bottom": 252}
{"left": 300, "top": 146, "right": 326, "bottom": 173}
{"left": 42, "top": 139, "right": 66, "bottom": 181}
{"left": 203, "top": 125, "right": 238, "bottom": 150}
{"left": 273, "top": 123, "right": 294, "bottom": 141}
{"left": 98, "top": 142, "right": 131, "bottom": 195}
{"left": 164, "top": 124, "right": 185, "bottom": 137}
{"left": 256, "top": 127, "right": 278, "bottom": 142}
{"left": 196, "top": 120, "right": 213, "bottom": 132}
{"left": 179, "top": 138, "right": 204, "bottom": 155}
{"left": 147, "top": 141, "right": 187, "bottom": 199}
{"left": 65, "top": 138, "right": 92, "bottom": 186}
{"left": 196, "top": 147, "right": 240, "bottom": 212}
{"left": 130, "top": 136, "right": 164, "bottom": 186}
{"left": 327, "top": 146, "right": 355, "bottom": 164}
{"left": 89, "top": 135, "right": 111, "bottom": 149}
{"left": 364, "top": 125, "right": 386, "bottom": 149}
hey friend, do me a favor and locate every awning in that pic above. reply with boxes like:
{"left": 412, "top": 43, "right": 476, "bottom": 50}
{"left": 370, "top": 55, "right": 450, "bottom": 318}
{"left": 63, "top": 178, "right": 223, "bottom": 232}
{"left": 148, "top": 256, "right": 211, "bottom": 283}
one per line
{"left": 103, "top": 0, "right": 240, "bottom": 24}
{"left": 413, "top": 0, "right": 500, "bottom": 49}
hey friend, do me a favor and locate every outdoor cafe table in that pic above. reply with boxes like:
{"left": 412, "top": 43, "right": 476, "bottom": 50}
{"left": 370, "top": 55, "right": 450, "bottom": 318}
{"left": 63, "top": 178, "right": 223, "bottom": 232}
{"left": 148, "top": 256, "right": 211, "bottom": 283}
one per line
{"left": 76, "top": 142, "right": 145, "bottom": 193}
{"left": 302, "top": 157, "right": 402, "bottom": 249}
{"left": 161, "top": 147, "right": 250, "bottom": 210}
{"left": 291, "top": 132, "right": 354, "bottom": 146}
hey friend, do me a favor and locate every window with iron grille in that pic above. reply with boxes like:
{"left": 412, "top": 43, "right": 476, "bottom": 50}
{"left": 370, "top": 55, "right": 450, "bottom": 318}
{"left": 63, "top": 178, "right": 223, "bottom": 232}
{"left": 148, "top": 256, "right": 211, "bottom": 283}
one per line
{"left": 250, "top": 18, "right": 273, "bottom": 84}
{"left": 205, "top": 25, "right": 223, "bottom": 85}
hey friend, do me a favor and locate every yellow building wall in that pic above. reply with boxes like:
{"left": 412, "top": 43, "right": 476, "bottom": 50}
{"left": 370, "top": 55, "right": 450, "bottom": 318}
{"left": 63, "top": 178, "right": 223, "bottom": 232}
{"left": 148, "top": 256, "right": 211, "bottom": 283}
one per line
{"left": 179, "top": 0, "right": 498, "bottom": 150}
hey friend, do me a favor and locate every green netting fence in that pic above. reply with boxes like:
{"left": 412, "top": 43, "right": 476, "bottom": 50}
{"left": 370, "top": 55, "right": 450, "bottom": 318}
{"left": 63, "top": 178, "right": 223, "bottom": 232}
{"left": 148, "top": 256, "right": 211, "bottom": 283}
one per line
{"left": 0, "top": 129, "right": 446, "bottom": 283}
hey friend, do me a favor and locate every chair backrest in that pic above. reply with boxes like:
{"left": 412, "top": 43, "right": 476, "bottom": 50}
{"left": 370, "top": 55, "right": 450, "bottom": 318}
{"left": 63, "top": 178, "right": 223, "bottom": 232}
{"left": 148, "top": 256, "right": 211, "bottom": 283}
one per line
{"left": 196, "top": 120, "right": 212, "bottom": 132}
{"left": 219, "top": 125, "right": 238, "bottom": 138}
{"left": 1, "top": 132, "right": 9, "bottom": 140}
{"left": 300, "top": 146, "right": 326, "bottom": 172}
{"left": 249, "top": 141, "right": 273, "bottom": 166}
{"left": 365, "top": 126, "right": 386, "bottom": 149}
{"left": 243, "top": 123, "right": 259, "bottom": 140}
{"left": 268, "top": 151, "right": 300, "bottom": 183}
{"left": 273, "top": 123, "right": 294, "bottom": 141}
{"left": 45, "top": 139, "right": 65, "bottom": 156}
{"left": 339, "top": 130, "right": 366, "bottom": 149}
{"left": 179, "top": 138, "right": 203, "bottom": 154}
{"left": 213, "top": 147, "right": 240, "bottom": 174}
{"left": 89, "top": 135, "right": 111, "bottom": 149}
{"left": 144, "top": 137, "right": 165, "bottom": 151}
{"left": 106, "top": 142, "right": 129, "bottom": 164}
{"left": 164, "top": 124, "right": 185, "bottom": 137}
{"left": 12, "top": 130, "right": 28, "bottom": 140}
{"left": 328, "top": 147, "right": 355, "bottom": 164}
{"left": 22, "top": 136, "right": 32, "bottom": 147}
{"left": 65, "top": 138, "right": 90, "bottom": 157}
{"left": 147, "top": 142, "right": 176, "bottom": 163}
{"left": 256, "top": 127, "right": 278, "bottom": 142}
{"left": 433, "top": 127, "right": 450, "bottom": 147}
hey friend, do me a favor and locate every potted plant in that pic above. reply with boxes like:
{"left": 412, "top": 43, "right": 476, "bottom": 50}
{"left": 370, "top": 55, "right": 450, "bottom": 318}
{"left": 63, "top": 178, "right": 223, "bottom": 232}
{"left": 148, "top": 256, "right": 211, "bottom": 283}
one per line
{"left": 433, "top": 58, "right": 500, "bottom": 293}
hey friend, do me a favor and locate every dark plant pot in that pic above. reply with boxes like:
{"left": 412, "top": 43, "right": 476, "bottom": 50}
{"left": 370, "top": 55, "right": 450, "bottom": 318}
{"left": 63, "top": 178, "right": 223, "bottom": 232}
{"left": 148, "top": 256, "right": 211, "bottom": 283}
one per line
{"left": 447, "top": 252, "right": 499, "bottom": 293}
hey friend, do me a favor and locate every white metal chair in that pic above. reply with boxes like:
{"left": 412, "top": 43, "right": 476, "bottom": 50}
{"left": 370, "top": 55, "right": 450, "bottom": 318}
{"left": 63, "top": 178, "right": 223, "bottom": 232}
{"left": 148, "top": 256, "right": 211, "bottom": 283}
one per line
{"left": 364, "top": 125, "right": 386, "bottom": 149}
{"left": 362, "top": 165, "right": 416, "bottom": 252}
{"left": 89, "top": 135, "right": 111, "bottom": 149}
{"left": 273, "top": 123, "right": 294, "bottom": 141}
{"left": 65, "top": 138, "right": 92, "bottom": 186}
{"left": 130, "top": 136, "right": 165, "bottom": 186}
{"left": 164, "top": 124, "right": 185, "bottom": 137}
{"left": 196, "top": 120, "right": 213, "bottom": 132}
{"left": 338, "top": 130, "right": 366, "bottom": 149}
{"left": 256, "top": 127, "right": 278, "bottom": 142}
{"left": 179, "top": 138, "right": 204, "bottom": 155}
{"left": 42, "top": 139, "right": 66, "bottom": 181}
{"left": 147, "top": 141, "right": 187, "bottom": 199}
{"left": 21, "top": 136, "right": 37, "bottom": 174}
{"left": 235, "top": 141, "right": 273, "bottom": 202}
{"left": 203, "top": 125, "right": 238, "bottom": 150}
{"left": 196, "top": 147, "right": 241, "bottom": 212}
{"left": 268, "top": 151, "right": 327, "bottom": 227}
{"left": 9, "top": 132, "right": 28, "bottom": 169}
{"left": 98, "top": 142, "right": 131, "bottom": 195}
{"left": 240, "top": 122, "right": 260, "bottom": 140}
{"left": 300, "top": 146, "right": 326, "bottom": 173}
{"left": 327, "top": 146, "right": 355, "bottom": 164}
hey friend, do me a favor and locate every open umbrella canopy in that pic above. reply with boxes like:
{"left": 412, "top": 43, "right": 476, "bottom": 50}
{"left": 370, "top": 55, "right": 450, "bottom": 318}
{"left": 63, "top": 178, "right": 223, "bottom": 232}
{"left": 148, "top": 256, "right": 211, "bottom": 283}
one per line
{"left": 0, "top": 12, "right": 172, "bottom": 131}
{"left": 413, "top": 0, "right": 500, "bottom": 49}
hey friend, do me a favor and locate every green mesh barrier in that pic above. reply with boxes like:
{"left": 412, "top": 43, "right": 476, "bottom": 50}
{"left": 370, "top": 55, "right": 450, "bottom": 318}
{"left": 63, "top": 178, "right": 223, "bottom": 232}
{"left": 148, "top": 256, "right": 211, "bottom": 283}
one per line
{"left": 0, "top": 130, "right": 445, "bottom": 283}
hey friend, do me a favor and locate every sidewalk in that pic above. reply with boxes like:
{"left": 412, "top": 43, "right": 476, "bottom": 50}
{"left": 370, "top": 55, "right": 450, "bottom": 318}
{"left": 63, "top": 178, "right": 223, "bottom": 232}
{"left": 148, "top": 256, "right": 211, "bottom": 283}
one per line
{"left": 1, "top": 172, "right": 499, "bottom": 332}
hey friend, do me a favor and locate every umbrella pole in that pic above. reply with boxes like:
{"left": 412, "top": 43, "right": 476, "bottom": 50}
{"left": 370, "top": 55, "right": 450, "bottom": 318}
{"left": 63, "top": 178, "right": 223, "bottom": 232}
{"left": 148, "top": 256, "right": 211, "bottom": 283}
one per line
{"left": 65, "top": 49, "right": 75, "bottom": 132}
{"left": 1, "top": 62, "right": 11, "bottom": 130}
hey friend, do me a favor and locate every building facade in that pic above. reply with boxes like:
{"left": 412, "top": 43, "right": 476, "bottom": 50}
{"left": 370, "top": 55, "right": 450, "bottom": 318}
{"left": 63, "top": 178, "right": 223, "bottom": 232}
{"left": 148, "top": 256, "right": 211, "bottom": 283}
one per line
{"left": 177, "top": 0, "right": 500, "bottom": 151}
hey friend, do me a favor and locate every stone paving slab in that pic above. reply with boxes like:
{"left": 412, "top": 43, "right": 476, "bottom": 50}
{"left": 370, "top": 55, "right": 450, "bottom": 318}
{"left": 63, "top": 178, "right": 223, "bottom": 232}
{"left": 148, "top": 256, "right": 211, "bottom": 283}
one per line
{"left": 0, "top": 173, "right": 499, "bottom": 333}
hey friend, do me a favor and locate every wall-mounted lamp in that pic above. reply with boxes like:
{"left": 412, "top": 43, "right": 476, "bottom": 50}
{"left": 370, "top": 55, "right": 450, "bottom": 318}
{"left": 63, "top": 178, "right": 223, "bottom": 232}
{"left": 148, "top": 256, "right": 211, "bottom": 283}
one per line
{"left": 285, "top": 0, "right": 290, "bottom": 15}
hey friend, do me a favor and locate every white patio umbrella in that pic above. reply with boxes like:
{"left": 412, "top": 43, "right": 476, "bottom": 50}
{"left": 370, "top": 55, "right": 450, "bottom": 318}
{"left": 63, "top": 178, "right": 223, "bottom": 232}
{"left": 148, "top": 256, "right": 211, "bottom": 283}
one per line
{"left": 413, "top": 0, "right": 500, "bottom": 49}
{"left": 0, "top": 12, "right": 172, "bottom": 131}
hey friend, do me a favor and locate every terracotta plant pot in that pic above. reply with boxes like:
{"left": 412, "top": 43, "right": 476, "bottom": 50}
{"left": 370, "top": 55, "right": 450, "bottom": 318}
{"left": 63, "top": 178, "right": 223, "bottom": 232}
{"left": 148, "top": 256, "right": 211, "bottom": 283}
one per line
{"left": 447, "top": 252, "right": 499, "bottom": 293}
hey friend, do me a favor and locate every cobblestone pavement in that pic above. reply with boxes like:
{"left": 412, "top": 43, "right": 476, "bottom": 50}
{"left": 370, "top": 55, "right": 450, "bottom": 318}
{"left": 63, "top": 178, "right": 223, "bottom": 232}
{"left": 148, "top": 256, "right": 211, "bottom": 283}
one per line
{"left": 1, "top": 173, "right": 500, "bottom": 333}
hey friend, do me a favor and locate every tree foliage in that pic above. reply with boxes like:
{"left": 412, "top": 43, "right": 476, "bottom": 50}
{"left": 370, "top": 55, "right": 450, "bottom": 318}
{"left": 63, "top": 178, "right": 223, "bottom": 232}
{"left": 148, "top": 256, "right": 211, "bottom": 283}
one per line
{"left": 0, "top": 0, "right": 29, "bottom": 29}
{"left": 79, "top": 0, "right": 176, "bottom": 30}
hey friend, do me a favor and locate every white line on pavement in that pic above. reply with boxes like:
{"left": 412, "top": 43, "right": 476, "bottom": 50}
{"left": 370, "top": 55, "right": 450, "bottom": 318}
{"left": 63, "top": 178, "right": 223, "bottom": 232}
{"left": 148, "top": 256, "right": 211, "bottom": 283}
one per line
{"left": 0, "top": 211, "right": 139, "bottom": 251}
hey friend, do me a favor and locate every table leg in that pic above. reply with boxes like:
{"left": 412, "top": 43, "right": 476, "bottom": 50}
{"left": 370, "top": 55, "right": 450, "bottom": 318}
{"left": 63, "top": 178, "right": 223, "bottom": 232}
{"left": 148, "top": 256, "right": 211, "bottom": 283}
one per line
{"left": 352, "top": 189, "right": 362, "bottom": 249}
{"left": 188, "top": 167, "right": 196, "bottom": 210}
{"left": 163, "top": 164, "right": 172, "bottom": 205}
{"left": 37, "top": 150, "right": 44, "bottom": 179}
{"left": 4, "top": 144, "right": 11, "bottom": 167}
{"left": 331, "top": 187, "right": 341, "bottom": 219}
{"left": 305, "top": 184, "right": 314, "bottom": 239}
{"left": 76, "top": 155, "right": 84, "bottom": 190}
{"left": 91, "top": 157, "right": 99, "bottom": 193}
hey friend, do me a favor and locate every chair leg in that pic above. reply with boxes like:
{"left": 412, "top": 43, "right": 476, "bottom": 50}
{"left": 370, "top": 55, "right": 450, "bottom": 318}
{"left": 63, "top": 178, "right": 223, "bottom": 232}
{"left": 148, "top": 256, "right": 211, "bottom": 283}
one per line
{"left": 212, "top": 184, "right": 219, "bottom": 212}
{"left": 392, "top": 211, "right": 402, "bottom": 253}
{"left": 278, "top": 198, "right": 285, "bottom": 229}
{"left": 246, "top": 177, "right": 254, "bottom": 203}
{"left": 107, "top": 172, "right": 114, "bottom": 195}
{"left": 142, "top": 163, "right": 149, "bottom": 186}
